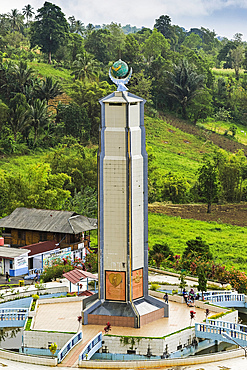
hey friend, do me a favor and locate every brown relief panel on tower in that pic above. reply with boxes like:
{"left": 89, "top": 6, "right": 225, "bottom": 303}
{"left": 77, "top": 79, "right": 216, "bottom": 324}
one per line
{"left": 105, "top": 271, "right": 126, "bottom": 301}
{"left": 132, "top": 268, "right": 143, "bottom": 300}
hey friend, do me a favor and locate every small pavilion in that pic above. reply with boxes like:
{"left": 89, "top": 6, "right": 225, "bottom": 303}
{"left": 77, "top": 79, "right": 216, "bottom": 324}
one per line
{"left": 63, "top": 269, "right": 98, "bottom": 296}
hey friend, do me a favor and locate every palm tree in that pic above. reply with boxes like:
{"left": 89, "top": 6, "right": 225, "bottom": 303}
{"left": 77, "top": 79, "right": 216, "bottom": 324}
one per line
{"left": 22, "top": 4, "right": 34, "bottom": 24}
{"left": 71, "top": 52, "right": 99, "bottom": 81}
{"left": 8, "top": 104, "right": 31, "bottom": 140}
{"left": 8, "top": 9, "right": 24, "bottom": 32}
{"left": 34, "top": 77, "right": 63, "bottom": 104}
{"left": 68, "top": 16, "right": 76, "bottom": 32}
{"left": 74, "top": 20, "right": 85, "bottom": 35}
{"left": 11, "top": 60, "right": 35, "bottom": 94}
{"left": 166, "top": 59, "right": 205, "bottom": 119}
{"left": 29, "top": 99, "right": 52, "bottom": 146}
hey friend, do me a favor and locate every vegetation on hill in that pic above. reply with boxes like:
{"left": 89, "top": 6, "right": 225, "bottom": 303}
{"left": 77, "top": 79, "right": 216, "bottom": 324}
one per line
{"left": 2, "top": 3, "right": 247, "bottom": 283}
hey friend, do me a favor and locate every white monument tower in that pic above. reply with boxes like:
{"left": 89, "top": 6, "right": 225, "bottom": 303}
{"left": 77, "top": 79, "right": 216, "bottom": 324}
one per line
{"left": 83, "top": 60, "right": 168, "bottom": 328}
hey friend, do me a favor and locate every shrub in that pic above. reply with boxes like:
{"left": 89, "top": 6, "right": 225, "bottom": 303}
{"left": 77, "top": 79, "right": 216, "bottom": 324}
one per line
{"left": 150, "top": 283, "right": 160, "bottom": 291}
{"left": 32, "top": 294, "right": 39, "bottom": 301}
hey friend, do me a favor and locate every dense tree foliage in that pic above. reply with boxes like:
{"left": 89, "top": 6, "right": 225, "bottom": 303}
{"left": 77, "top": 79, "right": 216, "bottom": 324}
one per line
{"left": 30, "top": 2, "right": 69, "bottom": 64}
{"left": 0, "top": 3, "right": 247, "bottom": 214}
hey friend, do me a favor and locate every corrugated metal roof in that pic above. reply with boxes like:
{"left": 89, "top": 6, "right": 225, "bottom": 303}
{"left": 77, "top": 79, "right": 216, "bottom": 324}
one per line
{"left": 0, "top": 208, "right": 97, "bottom": 234}
{"left": 20, "top": 240, "right": 58, "bottom": 256}
{"left": 63, "top": 268, "right": 97, "bottom": 284}
{"left": 0, "top": 247, "right": 30, "bottom": 258}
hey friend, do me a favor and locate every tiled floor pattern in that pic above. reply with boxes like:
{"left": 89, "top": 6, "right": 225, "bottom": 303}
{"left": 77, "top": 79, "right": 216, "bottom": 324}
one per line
{"left": 33, "top": 299, "right": 206, "bottom": 366}
{"left": 33, "top": 301, "right": 82, "bottom": 332}
{"left": 33, "top": 300, "right": 206, "bottom": 336}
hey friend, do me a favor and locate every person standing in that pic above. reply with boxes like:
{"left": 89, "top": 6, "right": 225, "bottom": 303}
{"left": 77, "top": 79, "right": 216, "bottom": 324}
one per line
{"left": 163, "top": 293, "right": 169, "bottom": 303}
{"left": 5, "top": 271, "right": 9, "bottom": 282}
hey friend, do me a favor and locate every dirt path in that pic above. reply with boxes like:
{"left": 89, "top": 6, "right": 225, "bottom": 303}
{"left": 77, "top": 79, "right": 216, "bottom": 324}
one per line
{"left": 149, "top": 203, "right": 247, "bottom": 227}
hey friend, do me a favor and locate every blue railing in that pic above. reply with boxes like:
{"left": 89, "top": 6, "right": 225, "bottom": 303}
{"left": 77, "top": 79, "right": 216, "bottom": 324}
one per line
{"left": 206, "top": 319, "right": 247, "bottom": 333}
{"left": 195, "top": 320, "right": 247, "bottom": 347}
{"left": 0, "top": 308, "right": 29, "bottom": 327}
{"left": 203, "top": 290, "right": 237, "bottom": 298}
{"left": 79, "top": 332, "right": 102, "bottom": 361}
{"left": 57, "top": 331, "right": 82, "bottom": 363}
{"left": 208, "top": 294, "right": 245, "bottom": 304}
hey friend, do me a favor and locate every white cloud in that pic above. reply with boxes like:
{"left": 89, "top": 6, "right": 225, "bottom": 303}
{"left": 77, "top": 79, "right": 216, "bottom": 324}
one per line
{"left": 1, "top": 0, "right": 247, "bottom": 39}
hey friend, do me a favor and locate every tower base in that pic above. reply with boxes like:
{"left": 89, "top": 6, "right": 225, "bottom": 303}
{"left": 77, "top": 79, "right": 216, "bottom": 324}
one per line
{"left": 83, "top": 295, "right": 168, "bottom": 328}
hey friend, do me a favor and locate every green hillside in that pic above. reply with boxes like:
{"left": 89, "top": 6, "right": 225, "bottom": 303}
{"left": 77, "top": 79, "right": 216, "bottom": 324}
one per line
{"left": 145, "top": 116, "right": 215, "bottom": 183}
{"left": 148, "top": 212, "right": 247, "bottom": 273}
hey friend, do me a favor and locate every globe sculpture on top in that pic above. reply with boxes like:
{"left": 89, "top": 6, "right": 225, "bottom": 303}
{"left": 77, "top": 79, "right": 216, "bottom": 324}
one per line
{"left": 109, "top": 59, "right": 132, "bottom": 92}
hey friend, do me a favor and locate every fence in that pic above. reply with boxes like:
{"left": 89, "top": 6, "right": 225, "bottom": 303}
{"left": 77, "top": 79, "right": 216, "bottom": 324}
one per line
{"left": 0, "top": 308, "right": 29, "bottom": 327}
{"left": 57, "top": 331, "right": 82, "bottom": 363}
{"left": 79, "top": 332, "right": 102, "bottom": 361}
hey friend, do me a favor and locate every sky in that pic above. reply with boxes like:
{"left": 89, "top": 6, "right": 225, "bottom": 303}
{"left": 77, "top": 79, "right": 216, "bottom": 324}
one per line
{"left": 2, "top": 0, "right": 247, "bottom": 40}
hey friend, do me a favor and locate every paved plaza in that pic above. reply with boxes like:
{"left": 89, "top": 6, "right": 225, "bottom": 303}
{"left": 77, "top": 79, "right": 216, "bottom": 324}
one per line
{"left": 33, "top": 299, "right": 206, "bottom": 336}
{"left": 0, "top": 273, "right": 244, "bottom": 369}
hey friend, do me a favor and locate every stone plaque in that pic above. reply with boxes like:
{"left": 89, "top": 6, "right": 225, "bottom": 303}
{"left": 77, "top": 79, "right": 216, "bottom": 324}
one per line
{"left": 105, "top": 271, "right": 126, "bottom": 301}
{"left": 132, "top": 268, "right": 143, "bottom": 300}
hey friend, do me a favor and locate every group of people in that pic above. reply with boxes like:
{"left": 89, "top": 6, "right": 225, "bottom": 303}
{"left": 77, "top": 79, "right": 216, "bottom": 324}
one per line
{"left": 182, "top": 288, "right": 200, "bottom": 306}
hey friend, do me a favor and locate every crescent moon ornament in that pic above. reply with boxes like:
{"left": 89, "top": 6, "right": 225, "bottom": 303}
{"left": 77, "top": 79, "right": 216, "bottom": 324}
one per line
{"left": 109, "top": 59, "right": 132, "bottom": 92}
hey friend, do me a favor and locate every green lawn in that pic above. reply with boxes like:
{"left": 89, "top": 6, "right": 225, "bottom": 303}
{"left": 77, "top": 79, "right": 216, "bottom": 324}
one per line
{"left": 148, "top": 213, "right": 247, "bottom": 272}
{"left": 90, "top": 212, "right": 247, "bottom": 272}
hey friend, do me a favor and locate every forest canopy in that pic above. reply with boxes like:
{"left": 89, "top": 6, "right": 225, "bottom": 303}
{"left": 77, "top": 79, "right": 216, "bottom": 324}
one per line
{"left": 1, "top": 3, "right": 247, "bottom": 216}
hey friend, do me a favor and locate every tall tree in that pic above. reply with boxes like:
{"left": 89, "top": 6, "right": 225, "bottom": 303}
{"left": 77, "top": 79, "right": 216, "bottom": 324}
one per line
{"left": 22, "top": 4, "right": 34, "bottom": 24}
{"left": 166, "top": 58, "right": 205, "bottom": 119}
{"left": 142, "top": 28, "right": 170, "bottom": 63}
{"left": 231, "top": 45, "right": 244, "bottom": 80}
{"left": 8, "top": 9, "right": 24, "bottom": 33}
{"left": 197, "top": 156, "right": 220, "bottom": 213}
{"left": 30, "top": 2, "right": 69, "bottom": 64}
{"left": 154, "top": 15, "right": 172, "bottom": 39}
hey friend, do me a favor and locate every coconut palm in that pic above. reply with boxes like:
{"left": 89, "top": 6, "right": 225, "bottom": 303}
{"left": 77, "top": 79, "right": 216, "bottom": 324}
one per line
{"left": 166, "top": 59, "right": 205, "bottom": 119}
{"left": 74, "top": 20, "right": 85, "bottom": 35}
{"left": 71, "top": 52, "right": 99, "bottom": 81}
{"left": 34, "top": 77, "right": 63, "bottom": 104}
{"left": 22, "top": 4, "right": 34, "bottom": 24}
{"left": 8, "top": 9, "right": 24, "bottom": 32}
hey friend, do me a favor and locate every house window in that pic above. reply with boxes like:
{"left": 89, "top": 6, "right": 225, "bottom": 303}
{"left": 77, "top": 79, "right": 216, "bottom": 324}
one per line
{"left": 39, "top": 232, "right": 47, "bottom": 241}
{"left": 9, "top": 260, "right": 13, "bottom": 269}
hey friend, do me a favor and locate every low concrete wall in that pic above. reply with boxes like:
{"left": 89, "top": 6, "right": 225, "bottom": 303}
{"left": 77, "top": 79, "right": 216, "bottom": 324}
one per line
{"left": 24, "top": 330, "right": 74, "bottom": 350}
{"left": 79, "top": 348, "right": 243, "bottom": 368}
{"left": 1, "top": 285, "right": 68, "bottom": 302}
{"left": 148, "top": 267, "right": 224, "bottom": 288}
{"left": 0, "top": 348, "right": 57, "bottom": 366}
{"left": 37, "top": 295, "right": 83, "bottom": 305}
{"left": 101, "top": 327, "right": 196, "bottom": 357}
{"left": 149, "top": 267, "right": 198, "bottom": 281}
{"left": 149, "top": 290, "right": 231, "bottom": 314}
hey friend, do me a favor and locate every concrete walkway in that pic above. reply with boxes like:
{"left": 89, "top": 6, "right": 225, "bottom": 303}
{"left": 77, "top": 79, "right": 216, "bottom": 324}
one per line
{"left": 0, "top": 355, "right": 246, "bottom": 369}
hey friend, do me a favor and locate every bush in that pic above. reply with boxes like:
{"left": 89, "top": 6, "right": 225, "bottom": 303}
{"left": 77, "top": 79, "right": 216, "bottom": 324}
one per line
{"left": 182, "top": 237, "right": 213, "bottom": 262}
{"left": 150, "top": 283, "right": 160, "bottom": 291}
{"left": 32, "top": 294, "right": 39, "bottom": 301}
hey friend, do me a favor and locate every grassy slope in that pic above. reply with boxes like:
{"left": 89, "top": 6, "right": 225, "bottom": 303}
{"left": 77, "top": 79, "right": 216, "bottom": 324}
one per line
{"left": 145, "top": 116, "right": 216, "bottom": 183}
{"left": 148, "top": 213, "right": 247, "bottom": 273}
